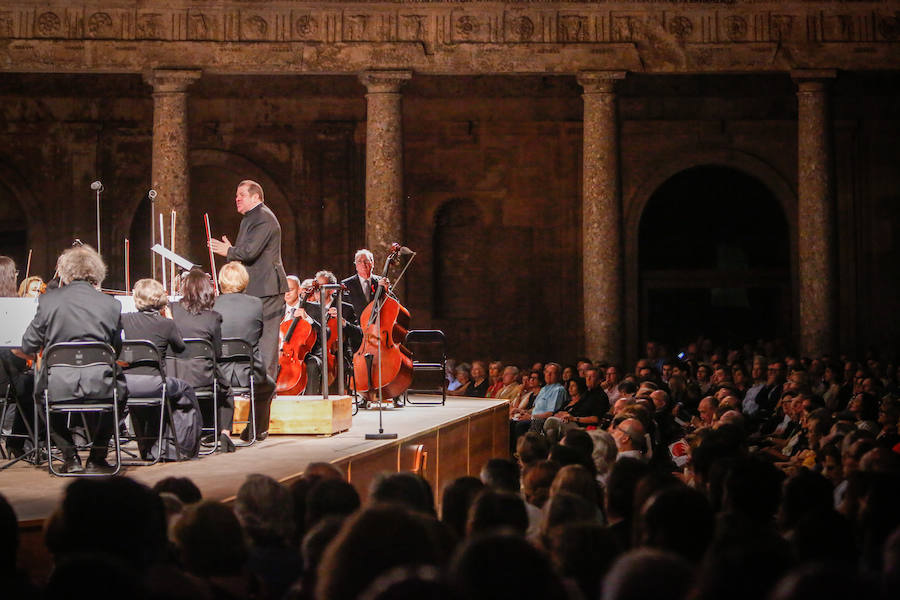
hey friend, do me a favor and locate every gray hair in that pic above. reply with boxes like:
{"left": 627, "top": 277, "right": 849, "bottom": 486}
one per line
{"left": 354, "top": 249, "right": 374, "bottom": 264}
{"left": 57, "top": 245, "right": 106, "bottom": 286}
{"left": 238, "top": 179, "right": 264, "bottom": 202}
{"left": 588, "top": 430, "right": 618, "bottom": 475}
{"left": 234, "top": 474, "right": 294, "bottom": 545}
{"left": 315, "top": 270, "right": 337, "bottom": 284}
{"left": 132, "top": 278, "right": 168, "bottom": 311}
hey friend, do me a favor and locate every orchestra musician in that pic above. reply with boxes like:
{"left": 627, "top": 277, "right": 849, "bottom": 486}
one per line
{"left": 282, "top": 275, "right": 302, "bottom": 323}
{"left": 294, "top": 278, "right": 328, "bottom": 395}
{"left": 170, "top": 268, "right": 235, "bottom": 453}
{"left": 213, "top": 262, "right": 277, "bottom": 441}
{"left": 209, "top": 180, "right": 288, "bottom": 380}
{"left": 19, "top": 245, "right": 126, "bottom": 474}
{"left": 302, "top": 270, "right": 363, "bottom": 388}
{"left": 1, "top": 255, "right": 35, "bottom": 459}
{"left": 341, "top": 249, "right": 389, "bottom": 333}
{"left": 121, "top": 278, "right": 201, "bottom": 460}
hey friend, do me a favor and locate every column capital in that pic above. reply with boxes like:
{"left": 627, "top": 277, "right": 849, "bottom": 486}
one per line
{"left": 791, "top": 69, "right": 837, "bottom": 92}
{"left": 144, "top": 68, "right": 202, "bottom": 93}
{"left": 358, "top": 70, "right": 412, "bottom": 94}
{"left": 577, "top": 71, "right": 627, "bottom": 94}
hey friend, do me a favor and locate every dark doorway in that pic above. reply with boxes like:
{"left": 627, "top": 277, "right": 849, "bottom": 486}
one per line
{"left": 638, "top": 165, "right": 791, "bottom": 350}
{"left": 0, "top": 180, "right": 28, "bottom": 278}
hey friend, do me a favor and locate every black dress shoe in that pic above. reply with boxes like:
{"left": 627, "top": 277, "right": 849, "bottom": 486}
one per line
{"left": 219, "top": 432, "right": 236, "bottom": 453}
{"left": 85, "top": 458, "right": 116, "bottom": 474}
{"left": 257, "top": 431, "right": 268, "bottom": 441}
{"left": 62, "top": 454, "right": 84, "bottom": 474}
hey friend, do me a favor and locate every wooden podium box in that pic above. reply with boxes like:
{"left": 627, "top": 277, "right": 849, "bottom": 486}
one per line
{"left": 234, "top": 395, "right": 353, "bottom": 436}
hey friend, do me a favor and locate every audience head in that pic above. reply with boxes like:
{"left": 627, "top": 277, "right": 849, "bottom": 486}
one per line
{"left": 234, "top": 473, "right": 295, "bottom": 547}
{"left": 369, "top": 472, "right": 435, "bottom": 516}
{"left": 522, "top": 460, "right": 560, "bottom": 509}
{"left": 440, "top": 476, "right": 485, "bottom": 540}
{"left": 516, "top": 431, "right": 549, "bottom": 467}
{"left": 637, "top": 486, "right": 713, "bottom": 563}
{"left": 588, "top": 430, "right": 619, "bottom": 477}
{"left": 479, "top": 458, "right": 520, "bottom": 493}
{"left": 466, "top": 489, "right": 529, "bottom": 536}
{"left": 601, "top": 548, "right": 693, "bottom": 600}
{"left": 152, "top": 477, "right": 203, "bottom": 504}
{"left": 173, "top": 500, "right": 248, "bottom": 578}
{"left": 305, "top": 478, "right": 361, "bottom": 530}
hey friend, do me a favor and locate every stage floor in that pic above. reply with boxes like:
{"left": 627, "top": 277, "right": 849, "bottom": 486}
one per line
{"left": 4, "top": 396, "right": 509, "bottom": 522}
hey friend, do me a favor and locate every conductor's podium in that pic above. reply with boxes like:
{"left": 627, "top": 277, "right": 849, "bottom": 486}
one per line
{"left": 233, "top": 395, "right": 353, "bottom": 436}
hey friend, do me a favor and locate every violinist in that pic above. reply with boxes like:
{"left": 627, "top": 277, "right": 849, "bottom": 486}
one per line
{"left": 213, "top": 262, "right": 276, "bottom": 441}
{"left": 297, "top": 278, "right": 327, "bottom": 395}
{"left": 17, "top": 276, "right": 44, "bottom": 298}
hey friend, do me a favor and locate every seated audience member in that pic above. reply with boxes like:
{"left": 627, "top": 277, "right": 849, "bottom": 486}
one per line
{"left": 449, "top": 533, "right": 568, "bottom": 600}
{"left": 214, "top": 261, "right": 277, "bottom": 440}
{"left": 522, "top": 460, "right": 560, "bottom": 510}
{"left": 550, "top": 465, "right": 601, "bottom": 516}
{"left": 171, "top": 267, "right": 234, "bottom": 452}
{"left": 588, "top": 430, "right": 619, "bottom": 486}
{"left": 494, "top": 365, "right": 522, "bottom": 400}
{"left": 485, "top": 361, "right": 504, "bottom": 398}
{"left": 122, "top": 277, "right": 201, "bottom": 460}
{"left": 468, "top": 361, "right": 490, "bottom": 398}
{"left": 369, "top": 472, "right": 435, "bottom": 516}
{"left": 510, "top": 363, "right": 567, "bottom": 447}
{"left": 515, "top": 431, "right": 549, "bottom": 469}
{"left": 604, "top": 458, "right": 651, "bottom": 551}
{"left": 466, "top": 489, "right": 529, "bottom": 536}
{"left": 544, "top": 377, "right": 604, "bottom": 444}
{"left": 636, "top": 486, "right": 713, "bottom": 563}
{"left": 447, "top": 362, "right": 473, "bottom": 397}
{"left": 173, "top": 500, "right": 255, "bottom": 598}
{"left": 304, "top": 478, "right": 361, "bottom": 532}
{"left": 234, "top": 474, "right": 302, "bottom": 600}
{"left": 510, "top": 369, "right": 541, "bottom": 419}
{"left": 153, "top": 477, "right": 203, "bottom": 505}
{"left": 0, "top": 493, "right": 39, "bottom": 596}
{"left": 602, "top": 549, "right": 693, "bottom": 600}
{"left": 440, "top": 476, "right": 485, "bottom": 541}
{"left": 612, "top": 418, "right": 647, "bottom": 462}
{"left": 546, "top": 522, "right": 621, "bottom": 600}
{"left": 481, "top": 457, "right": 541, "bottom": 537}
{"left": 604, "top": 365, "right": 623, "bottom": 403}
{"left": 315, "top": 505, "right": 448, "bottom": 600}
{"left": 19, "top": 245, "right": 126, "bottom": 474}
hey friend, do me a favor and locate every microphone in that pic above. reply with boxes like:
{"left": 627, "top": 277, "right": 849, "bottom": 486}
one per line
{"left": 147, "top": 189, "right": 157, "bottom": 200}
{"left": 90, "top": 181, "right": 104, "bottom": 192}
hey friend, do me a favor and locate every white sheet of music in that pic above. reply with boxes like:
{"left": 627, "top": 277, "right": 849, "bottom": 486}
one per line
{"left": 0, "top": 297, "right": 38, "bottom": 347}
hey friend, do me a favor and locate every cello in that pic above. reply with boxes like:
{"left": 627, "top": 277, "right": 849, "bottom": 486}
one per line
{"left": 275, "top": 282, "right": 318, "bottom": 395}
{"left": 352, "top": 243, "right": 415, "bottom": 402}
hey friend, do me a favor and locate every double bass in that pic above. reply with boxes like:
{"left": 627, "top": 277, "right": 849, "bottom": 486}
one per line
{"left": 352, "top": 244, "right": 414, "bottom": 401}
{"left": 275, "top": 283, "right": 318, "bottom": 395}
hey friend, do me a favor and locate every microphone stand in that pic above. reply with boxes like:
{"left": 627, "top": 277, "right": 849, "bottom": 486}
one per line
{"left": 149, "top": 190, "right": 158, "bottom": 280}
{"left": 94, "top": 185, "right": 103, "bottom": 255}
{"left": 365, "top": 292, "right": 397, "bottom": 440}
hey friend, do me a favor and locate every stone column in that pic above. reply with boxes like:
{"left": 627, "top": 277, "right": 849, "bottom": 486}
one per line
{"left": 793, "top": 70, "right": 837, "bottom": 357}
{"left": 578, "top": 71, "right": 626, "bottom": 365}
{"left": 144, "top": 68, "right": 201, "bottom": 270}
{"left": 359, "top": 70, "right": 411, "bottom": 260}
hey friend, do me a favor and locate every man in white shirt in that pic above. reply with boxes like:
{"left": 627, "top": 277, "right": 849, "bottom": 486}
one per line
{"left": 283, "top": 275, "right": 301, "bottom": 322}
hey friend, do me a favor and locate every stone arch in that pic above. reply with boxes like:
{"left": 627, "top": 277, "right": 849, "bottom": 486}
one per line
{"left": 623, "top": 148, "right": 798, "bottom": 359}
{"left": 0, "top": 161, "right": 48, "bottom": 277}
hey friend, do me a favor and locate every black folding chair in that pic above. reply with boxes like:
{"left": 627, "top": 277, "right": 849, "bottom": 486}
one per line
{"left": 403, "top": 330, "right": 447, "bottom": 406}
{"left": 41, "top": 341, "right": 121, "bottom": 477}
{"left": 0, "top": 381, "right": 38, "bottom": 469}
{"left": 121, "top": 340, "right": 175, "bottom": 465}
{"left": 176, "top": 338, "right": 219, "bottom": 455}
{"left": 220, "top": 338, "right": 256, "bottom": 446}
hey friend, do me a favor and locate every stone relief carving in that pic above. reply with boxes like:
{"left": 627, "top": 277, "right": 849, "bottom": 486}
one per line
{"left": 295, "top": 14, "right": 318, "bottom": 37}
{"left": 138, "top": 13, "right": 165, "bottom": 40}
{"left": 507, "top": 15, "right": 535, "bottom": 42}
{"left": 36, "top": 11, "right": 62, "bottom": 37}
{"left": 667, "top": 16, "right": 693, "bottom": 40}
{"left": 0, "top": 12, "right": 13, "bottom": 38}
{"left": 400, "top": 14, "right": 426, "bottom": 41}
{"left": 770, "top": 15, "right": 795, "bottom": 42}
{"left": 243, "top": 15, "right": 269, "bottom": 40}
{"left": 878, "top": 13, "right": 900, "bottom": 41}
{"left": 87, "top": 12, "right": 114, "bottom": 39}
{"left": 723, "top": 15, "right": 747, "bottom": 42}
{"left": 559, "top": 15, "right": 589, "bottom": 42}
{"left": 345, "top": 14, "right": 369, "bottom": 41}
{"left": 189, "top": 12, "right": 211, "bottom": 40}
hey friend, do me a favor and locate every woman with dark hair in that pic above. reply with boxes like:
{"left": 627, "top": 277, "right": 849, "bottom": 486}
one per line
{"left": 543, "top": 377, "right": 603, "bottom": 444}
{"left": 0, "top": 256, "right": 17, "bottom": 297}
{"left": 171, "top": 268, "right": 234, "bottom": 452}
{"left": 0, "top": 256, "right": 32, "bottom": 458}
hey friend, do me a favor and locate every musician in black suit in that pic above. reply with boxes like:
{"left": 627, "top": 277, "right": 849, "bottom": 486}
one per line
{"left": 19, "top": 245, "right": 125, "bottom": 474}
{"left": 213, "top": 262, "right": 277, "bottom": 440}
{"left": 340, "top": 249, "right": 382, "bottom": 330}
{"left": 293, "top": 278, "right": 328, "bottom": 395}
{"left": 209, "top": 180, "right": 288, "bottom": 381}
{"left": 171, "top": 268, "right": 235, "bottom": 452}
{"left": 121, "top": 278, "right": 201, "bottom": 460}
{"left": 302, "top": 270, "right": 363, "bottom": 390}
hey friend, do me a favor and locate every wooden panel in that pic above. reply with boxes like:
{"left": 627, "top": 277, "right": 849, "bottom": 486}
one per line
{"left": 268, "top": 395, "right": 353, "bottom": 435}
{"left": 402, "top": 430, "right": 439, "bottom": 500}
{"left": 436, "top": 420, "right": 469, "bottom": 498}
{"left": 492, "top": 403, "right": 511, "bottom": 459}
{"left": 468, "top": 411, "right": 495, "bottom": 478}
{"left": 233, "top": 395, "right": 250, "bottom": 434}
{"left": 347, "top": 444, "right": 400, "bottom": 504}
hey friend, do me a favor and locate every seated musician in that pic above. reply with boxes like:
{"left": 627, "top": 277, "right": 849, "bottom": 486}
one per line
{"left": 121, "top": 278, "right": 201, "bottom": 460}
{"left": 302, "top": 270, "right": 363, "bottom": 377}
{"left": 18, "top": 245, "right": 126, "bottom": 474}
{"left": 296, "top": 278, "right": 327, "bottom": 395}
{"left": 170, "top": 268, "right": 235, "bottom": 452}
{"left": 213, "top": 262, "right": 277, "bottom": 441}
{"left": 1, "top": 256, "right": 35, "bottom": 458}
{"left": 282, "top": 275, "right": 301, "bottom": 324}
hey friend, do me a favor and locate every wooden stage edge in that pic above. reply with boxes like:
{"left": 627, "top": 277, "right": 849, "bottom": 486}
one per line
{"left": 9, "top": 396, "right": 509, "bottom": 582}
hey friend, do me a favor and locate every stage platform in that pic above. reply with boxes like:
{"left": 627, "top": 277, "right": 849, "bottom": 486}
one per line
{"left": 7, "top": 395, "right": 509, "bottom": 581}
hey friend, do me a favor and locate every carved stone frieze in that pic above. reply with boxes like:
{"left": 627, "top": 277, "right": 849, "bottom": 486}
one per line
{"left": 0, "top": 2, "right": 896, "bottom": 73}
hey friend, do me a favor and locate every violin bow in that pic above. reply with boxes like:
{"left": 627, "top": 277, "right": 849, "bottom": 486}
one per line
{"left": 204, "top": 213, "right": 219, "bottom": 295}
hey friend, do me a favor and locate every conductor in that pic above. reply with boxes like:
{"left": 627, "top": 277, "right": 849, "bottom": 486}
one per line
{"left": 209, "top": 180, "right": 288, "bottom": 379}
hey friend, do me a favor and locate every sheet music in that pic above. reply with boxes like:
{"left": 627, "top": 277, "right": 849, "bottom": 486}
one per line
{"left": 0, "top": 297, "right": 38, "bottom": 347}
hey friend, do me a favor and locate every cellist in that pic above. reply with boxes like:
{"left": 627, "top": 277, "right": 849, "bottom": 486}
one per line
{"left": 301, "top": 270, "right": 363, "bottom": 389}
{"left": 294, "top": 278, "right": 328, "bottom": 395}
